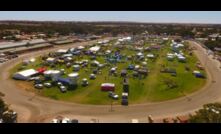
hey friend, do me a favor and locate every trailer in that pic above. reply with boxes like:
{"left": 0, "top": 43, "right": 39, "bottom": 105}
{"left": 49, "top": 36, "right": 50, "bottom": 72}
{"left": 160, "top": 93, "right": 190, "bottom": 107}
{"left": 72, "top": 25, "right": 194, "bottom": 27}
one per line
{"left": 101, "top": 83, "right": 115, "bottom": 91}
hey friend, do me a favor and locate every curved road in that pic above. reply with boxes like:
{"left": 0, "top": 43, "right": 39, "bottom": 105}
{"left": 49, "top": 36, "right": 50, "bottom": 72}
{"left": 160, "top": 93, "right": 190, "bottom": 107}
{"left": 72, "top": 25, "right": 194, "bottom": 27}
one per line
{"left": 0, "top": 40, "right": 221, "bottom": 123}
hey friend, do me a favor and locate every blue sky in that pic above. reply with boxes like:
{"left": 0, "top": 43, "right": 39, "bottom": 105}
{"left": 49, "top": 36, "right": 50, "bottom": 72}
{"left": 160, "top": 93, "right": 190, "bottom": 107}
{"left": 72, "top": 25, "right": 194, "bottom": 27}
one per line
{"left": 0, "top": 11, "right": 221, "bottom": 24}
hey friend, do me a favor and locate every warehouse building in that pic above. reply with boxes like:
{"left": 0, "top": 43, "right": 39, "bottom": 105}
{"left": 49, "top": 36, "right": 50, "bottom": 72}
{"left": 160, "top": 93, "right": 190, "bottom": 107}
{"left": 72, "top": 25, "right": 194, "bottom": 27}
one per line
{"left": 0, "top": 39, "right": 53, "bottom": 54}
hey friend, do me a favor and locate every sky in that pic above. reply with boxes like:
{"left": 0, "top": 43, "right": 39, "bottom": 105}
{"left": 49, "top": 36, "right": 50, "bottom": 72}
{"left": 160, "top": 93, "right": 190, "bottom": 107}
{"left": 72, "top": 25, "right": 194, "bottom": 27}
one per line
{"left": 0, "top": 11, "right": 221, "bottom": 24}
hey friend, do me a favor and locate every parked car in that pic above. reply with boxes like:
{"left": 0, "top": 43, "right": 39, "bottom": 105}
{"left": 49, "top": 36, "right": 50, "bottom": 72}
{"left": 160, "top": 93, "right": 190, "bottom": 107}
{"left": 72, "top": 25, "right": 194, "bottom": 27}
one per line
{"left": 59, "top": 86, "right": 67, "bottom": 93}
{"left": 195, "top": 73, "right": 205, "bottom": 78}
{"left": 81, "top": 78, "right": 89, "bottom": 86}
{"left": 34, "top": 79, "right": 42, "bottom": 84}
{"left": 44, "top": 82, "right": 52, "bottom": 88}
{"left": 90, "top": 74, "right": 96, "bottom": 80}
{"left": 34, "top": 84, "right": 43, "bottom": 89}
{"left": 121, "top": 99, "right": 128, "bottom": 106}
{"left": 108, "top": 91, "right": 119, "bottom": 100}
{"left": 57, "top": 82, "right": 63, "bottom": 86}
{"left": 28, "top": 77, "right": 40, "bottom": 81}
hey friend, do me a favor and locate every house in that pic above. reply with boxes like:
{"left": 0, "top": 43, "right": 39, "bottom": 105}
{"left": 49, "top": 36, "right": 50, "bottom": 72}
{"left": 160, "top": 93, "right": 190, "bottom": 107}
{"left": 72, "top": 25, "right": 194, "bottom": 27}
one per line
{"left": 13, "top": 69, "right": 38, "bottom": 80}
{"left": 101, "top": 83, "right": 115, "bottom": 91}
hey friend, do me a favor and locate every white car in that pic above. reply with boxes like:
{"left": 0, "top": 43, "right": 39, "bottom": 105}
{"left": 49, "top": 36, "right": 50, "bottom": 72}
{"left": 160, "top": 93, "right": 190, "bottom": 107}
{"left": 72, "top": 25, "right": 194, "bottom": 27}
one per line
{"left": 108, "top": 91, "right": 119, "bottom": 100}
{"left": 44, "top": 82, "right": 52, "bottom": 88}
{"left": 59, "top": 86, "right": 67, "bottom": 93}
{"left": 34, "top": 84, "right": 43, "bottom": 89}
{"left": 57, "top": 82, "right": 63, "bottom": 86}
{"left": 28, "top": 77, "right": 40, "bottom": 81}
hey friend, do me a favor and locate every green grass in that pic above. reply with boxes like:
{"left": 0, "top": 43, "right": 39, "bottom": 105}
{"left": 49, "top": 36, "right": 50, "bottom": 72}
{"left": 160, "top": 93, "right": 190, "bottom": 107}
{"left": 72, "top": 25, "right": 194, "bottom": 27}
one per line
{"left": 10, "top": 40, "right": 206, "bottom": 105}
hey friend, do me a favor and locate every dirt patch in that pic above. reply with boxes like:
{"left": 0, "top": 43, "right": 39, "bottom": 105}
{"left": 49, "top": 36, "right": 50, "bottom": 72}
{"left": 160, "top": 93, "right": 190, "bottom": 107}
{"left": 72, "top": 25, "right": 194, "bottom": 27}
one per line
{"left": 13, "top": 80, "right": 36, "bottom": 92}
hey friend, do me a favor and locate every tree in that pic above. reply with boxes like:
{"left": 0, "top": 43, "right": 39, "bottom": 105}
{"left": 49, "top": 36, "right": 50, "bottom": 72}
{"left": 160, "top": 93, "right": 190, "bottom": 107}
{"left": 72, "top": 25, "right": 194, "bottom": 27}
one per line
{"left": 0, "top": 92, "right": 17, "bottom": 123}
{"left": 189, "top": 103, "right": 221, "bottom": 123}
{"left": 0, "top": 96, "right": 8, "bottom": 119}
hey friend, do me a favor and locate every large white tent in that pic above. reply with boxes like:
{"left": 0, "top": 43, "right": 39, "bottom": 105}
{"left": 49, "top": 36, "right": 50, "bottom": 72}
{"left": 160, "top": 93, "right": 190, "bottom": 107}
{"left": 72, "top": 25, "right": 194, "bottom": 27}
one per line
{"left": 13, "top": 69, "right": 38, "bottom": 80}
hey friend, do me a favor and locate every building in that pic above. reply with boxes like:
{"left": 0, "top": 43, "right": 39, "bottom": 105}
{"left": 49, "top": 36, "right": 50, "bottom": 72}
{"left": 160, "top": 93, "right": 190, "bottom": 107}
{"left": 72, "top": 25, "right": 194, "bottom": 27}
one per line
{"left": 0, "top": 39, "right": 53, "bottom": 54}
{"left": 0, "top": 39, "right": 46, "bottom": 50}
{"left": 13, "top": 69, "right": 38, "bottom": 80}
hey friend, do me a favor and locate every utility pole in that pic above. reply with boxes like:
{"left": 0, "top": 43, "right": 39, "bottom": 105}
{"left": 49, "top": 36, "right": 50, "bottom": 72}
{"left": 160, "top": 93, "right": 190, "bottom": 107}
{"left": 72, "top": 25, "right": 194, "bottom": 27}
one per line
{"left": 109, "top": 99, "right": 113, "bottom": 112}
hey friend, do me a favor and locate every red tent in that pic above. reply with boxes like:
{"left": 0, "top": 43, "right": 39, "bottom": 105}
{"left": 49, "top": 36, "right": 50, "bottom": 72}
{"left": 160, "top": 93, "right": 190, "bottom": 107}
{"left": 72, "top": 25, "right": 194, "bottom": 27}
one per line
{"left": 37, "top": 67, "right": 47, "bottom": 74}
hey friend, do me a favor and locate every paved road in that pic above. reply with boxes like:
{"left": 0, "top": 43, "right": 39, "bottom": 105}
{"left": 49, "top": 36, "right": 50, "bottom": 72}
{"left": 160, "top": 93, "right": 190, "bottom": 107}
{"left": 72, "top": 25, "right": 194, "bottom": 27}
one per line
{"left": 0, "top": 40, "right": 221, "bottom": 123}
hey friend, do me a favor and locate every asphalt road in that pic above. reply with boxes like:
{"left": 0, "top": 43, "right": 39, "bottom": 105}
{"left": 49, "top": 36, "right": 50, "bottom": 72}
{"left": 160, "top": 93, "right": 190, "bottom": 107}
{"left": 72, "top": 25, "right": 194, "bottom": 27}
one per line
{"left": 0, "top": 40, "right": 221, "bottom": 123}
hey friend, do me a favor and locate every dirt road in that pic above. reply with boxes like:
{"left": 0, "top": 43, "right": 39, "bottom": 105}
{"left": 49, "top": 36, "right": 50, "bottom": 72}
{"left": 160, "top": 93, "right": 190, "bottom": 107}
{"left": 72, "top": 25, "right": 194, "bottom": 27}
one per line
{"left": 0, "top": 40, "right": 221, "bottom": 123}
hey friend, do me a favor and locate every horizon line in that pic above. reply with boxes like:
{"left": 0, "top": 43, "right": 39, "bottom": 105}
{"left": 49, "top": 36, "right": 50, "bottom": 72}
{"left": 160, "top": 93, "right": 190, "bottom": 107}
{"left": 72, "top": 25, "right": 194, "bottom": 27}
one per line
{"left": 0, "top": 20, "right": 221, "bottom": 25}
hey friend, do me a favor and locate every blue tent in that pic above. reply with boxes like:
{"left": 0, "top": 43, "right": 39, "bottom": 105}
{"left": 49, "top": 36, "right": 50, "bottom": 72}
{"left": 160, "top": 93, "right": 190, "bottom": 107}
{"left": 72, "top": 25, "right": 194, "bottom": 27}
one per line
{"left": 57, "top": 77, "right": 74, "bottom": 85}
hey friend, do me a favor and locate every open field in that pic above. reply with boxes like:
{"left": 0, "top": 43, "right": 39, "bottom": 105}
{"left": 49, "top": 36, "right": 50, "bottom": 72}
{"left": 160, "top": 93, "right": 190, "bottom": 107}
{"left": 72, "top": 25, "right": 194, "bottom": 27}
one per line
{"left": 10, "top": 40, "right": 206, "bottom": 105}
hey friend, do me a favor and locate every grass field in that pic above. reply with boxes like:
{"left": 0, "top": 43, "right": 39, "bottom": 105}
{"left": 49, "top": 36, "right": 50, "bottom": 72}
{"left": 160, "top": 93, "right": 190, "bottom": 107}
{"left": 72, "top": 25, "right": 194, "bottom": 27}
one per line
{"left": 11, "top": 40, "right": 206, "bottom": 105}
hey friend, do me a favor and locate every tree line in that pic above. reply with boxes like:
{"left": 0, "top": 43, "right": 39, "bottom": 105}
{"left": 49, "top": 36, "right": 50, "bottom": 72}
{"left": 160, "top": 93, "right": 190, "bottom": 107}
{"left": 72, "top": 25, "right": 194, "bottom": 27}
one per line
{"left": 0, "top": 21, "right": 221, "bottom": 38}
